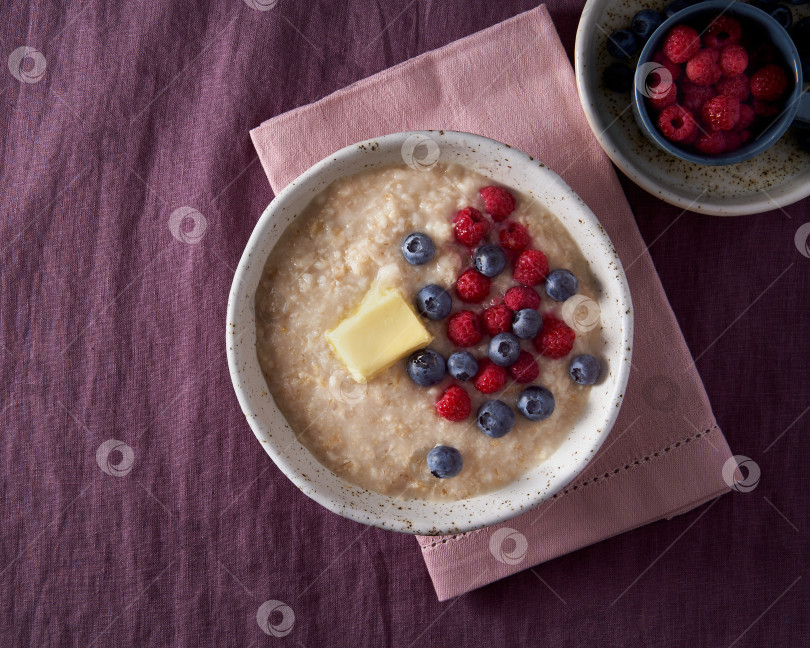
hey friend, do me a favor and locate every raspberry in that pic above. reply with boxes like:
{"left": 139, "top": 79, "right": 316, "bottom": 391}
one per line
{"left": 680, "top": 81, "right": 715, "bottom": 114}
{"left": 723, "top": 130, "right": 743, "bottom": 152}
{"left": 663, "top": 25, "right": 701, "bottom": 64}
{"left": 456, "top": 268, "right": 490, "bottom": 303}
{"left": 498, "top": 221, "right": 530, "bottom": 252}
{"left": 686, "top": 49, "right": 722, "bottom": 86}
{"left": 508, "top": 350, "right": 539, "bottom": 383}
{"left": 482, "top": 304, "right": 513, "bottom": 336}
{"left": 738, "top": 129, "right": 752, "bottom": 144}
{"left": 753, "top": 100, "right": 779, "bottom": 117}
{"left": 473, "top": 359, "right": 507, "bottom": 394}
{"left": 436, "top": 385, "right": 471, "bottom": 422}
{"left": 513, "top": 249, "right": 549, "bottom": 286}
{"left": 479, "top": 186, "right": 516, "bottom": 221}
{"left": 533, "top": 316, "right": 575, "bottom": 359}
{"left": 653, "top": 50, "right": 682, "bottom": 82}
{"left": 702, "top": 95, "right": 741, "bottom": 131}
{"left": 447, "top": 310, "right": 483, "bottom": 347}
{"left": 720, "top": 44, "right": 748, "bottom": 76}
{"left": 504, "top": 286, "right": 541, "bottom": 311}
{"left": 715, "top": 74, "right": 749, "bottom": 101}
{"left": 750, "top": 64, "right": 788, "bottom": 102}
{"left": 695, "top": 130, "right": 726, "bottom": 155}
{"left": 453, "top": 207, "right": 490, "bottom": 247}
{"left": 736, "top": 103, "right": 755, "bottom": 130}
{"left": 647, "top": 81, "right": 677, "bottom": 110}
{"left": 749, "top": 41, "right": 776, "bottom": 70}
{"left": 704, "top": 16, "right": 742, "bottom": 49}
{"left": 657, "top": 104, "right": 698, "bottom": 142}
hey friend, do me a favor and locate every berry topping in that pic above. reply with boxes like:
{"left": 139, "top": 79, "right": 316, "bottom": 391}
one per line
{"left": 473, "top": 244, "right": 507, "bottom": 277}
{"left": 479, "top": 186, "right": 516, "bottom": 221}
{"left": 517, "top": 386, "right": 556, "bottom": 421}
{"left": 533, "top": 315, "right": 576, "bottom": 359}
{"left": 488, "top": 332, "right": 522, "bottom": 367}
{"left": 603, "top": 62, "right": 635, "bottom": 92}
{"left": 750, "top": 64, "right": 789, "bottom": 101}
{"left": 447, "top": 310, "right": 483, "bottom": 347}
{"left": 415, "top": 284, "right": 452, "bottom": 321}
{"left": 406, "top": 349, "right": 446, "bottom": 387}
{"left": 447, "top": 351, "right": 479, "bottom": 381}
{"left": 704, "top": 15, "right": 742, "bottom": 49}
{"left": 513, "top": 249, "right": 549, "bottom": 286}
{"left": 456, "top": 268, "right": 491, "bottom": 303}
{"left": 695, "top": 130, "right": 726, "bottom": 154}
{"left": 401, "top": 232, "right": 435, "bottom": 265}
{"left": 476, "top": 400, "right": 516, "bottom": 438}
{"left": 427, "top": 445, "right": 463, "bottom": 477}
{"left": 652, "top": 50, "right": 682, "bottom": 82}
{"left": 736, "top": 102, "right": 756, "bottom": 130}
{"left": 473, "top": 359, "right": 507, "bottom": 394}
{"left": 435, "top": 386, "right": 471, "bottom": 422}
{"left": 545, "top": 269, "right": 579, "bottom": 302}
{"left": 498, "top": 221, "right": 531, "bottom": 252}
{"left": 663, "top": 25, "right": 701, "bottom": 63}
{"left": 685, "top": 49, "right": 722, "bottom": 86}
{"left": 680, "top": 81, "right": 715, "bottom": 114}
{"left": 701, "top": 95, "right": 741, "bottom": 131}
{"left": 504, "top": 285, "right": 541, "bottom": 311}
{"left": 512, "top": 308, "right": 543, "bottom": 340}
{"left": 719, "top": 44, "right": 748, "bottom": 76}
{"left": 631, "top": 9, "right": 664, "bottom": 42}
{"left": 509, "top": 350, "right": 540, "bottom": 383}
{"left": 570, "top": 354, "right": 601, "bottom": 385}
{"left": 767, "top": 4, "right": 793, "bottom": 31}
{"left": 657, "top": 105, "right": 698, "bottom": 142}
{"left": 607, "top": 29, "right": 638, "bottom": 60}
{"left": 753, "top": 99, "right": 780, "bottom": 117}
{"left": 453, "top": 207, "right": 490, "bottom": 247}
{"left": 715, "top": 74, "right": 750, "bottom": 101}
{"left": 647, "top": 81, "right": 678, "bottom": 111}
{"left": 482, "top": 303, "right": 514, "bottom": 336}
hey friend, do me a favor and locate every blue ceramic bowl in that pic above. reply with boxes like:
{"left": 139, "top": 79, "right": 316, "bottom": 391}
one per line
{"left": 632, "top": 0, "right": 810, "bottom": 166}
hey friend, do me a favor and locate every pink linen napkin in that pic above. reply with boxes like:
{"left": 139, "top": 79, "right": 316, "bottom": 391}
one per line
{"left": 249, "top": 4, "right": 734, "bottom": 601}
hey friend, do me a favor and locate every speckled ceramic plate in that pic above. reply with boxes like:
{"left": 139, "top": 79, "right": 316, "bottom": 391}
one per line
{"left": 575, "top": 0, "right": 810, "bottom": 215}
{"left": 226, "top": 131, "right": 633, "bottom": 535}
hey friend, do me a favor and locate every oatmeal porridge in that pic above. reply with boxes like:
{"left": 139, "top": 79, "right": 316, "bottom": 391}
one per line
{"left": 255, "top": 163, "right": 605, "bottom": 501}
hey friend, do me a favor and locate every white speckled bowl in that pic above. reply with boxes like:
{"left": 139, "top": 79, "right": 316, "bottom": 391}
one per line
{"left": 226, "top": 131, "right": 633, "bottom": 535}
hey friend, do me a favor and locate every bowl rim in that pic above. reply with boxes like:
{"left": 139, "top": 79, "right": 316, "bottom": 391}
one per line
{"left": 226, "top": 130, "right": 634, "bottom": 535}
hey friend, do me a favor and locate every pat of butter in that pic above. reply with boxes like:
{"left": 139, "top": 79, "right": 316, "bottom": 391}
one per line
{"left": 326, "top": 282, "right": 432, "bottom": 382}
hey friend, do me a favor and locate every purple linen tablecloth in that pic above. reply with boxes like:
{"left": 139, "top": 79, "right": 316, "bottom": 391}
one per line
{"left": 1, "top": 1, "right": 808, "bottom": 646}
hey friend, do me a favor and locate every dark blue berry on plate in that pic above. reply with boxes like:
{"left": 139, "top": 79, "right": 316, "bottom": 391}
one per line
{"left": 401, "top": 232, "right": 435, "bottom": 265}
{"left": 476, "top": 400, "right": 515, "bottom": 438}
{"left": 663, "top": 0, "right": 691, "bottom": 19}
{"left": 767, "top": 4, "right": 793, "bottom": 29}
{"left": 512, "top": 308, "right": 542, "bottom": 339}
{"left": 631, "top": 10, "right": 664, "bottom": 41}
{"left": 406, "top": 348, "right": 445, "bottom": 386}
{"left": 488, "top": 332, "right": 521, "bottom": 367}
{"left": 801, "top": 50, "right": 810, "bottom": 81}
{"left": 517, "top": 386, "right": 555, "bottom": 421}
{"left": 570, "top": 354, "right": 601, "bottom": 385}
{"left": 473, "top": 244, "right": 506, "bottom": 278}
{"left": 416, "top": 284, "right": 452, "bottom": 320}
{"left": 427, "top": 445, "right": 463, "bottom": 478}
{"left": 603, "top": 62, "right": 634, "bottom": 92}
{"left": 447, "top": 351, "right": 478, "bottom": 381}
{"left": 545, "top": 269, "right": 578, "bottom": 301}
{"left": 793, "top": 19, "right": 810, "bottom": 55}
{"left": 606, "top": 29, "right": 638, "bottom": 60}
{"left": 787, "top": 0, "right": 808, "bottom": 5}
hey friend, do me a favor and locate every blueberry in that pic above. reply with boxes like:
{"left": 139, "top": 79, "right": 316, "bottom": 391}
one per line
{"left": 476, "top": 400, "right": 515, "bottom": 438}
{"left": 787, "top": 0, "right": 808, "bottom": 5}
{"left": 488, "top": 333, "right": 521, "bottom": 367}
{"left": 401, "top": 232, "right": 434, "bottom": 265}
{"left": 768, "top": 4, "right": 793, "bottom": 29}
{"left": 602, "top": 62, "right": 634, "bottom": 92}
{"left": 793, "top": 18, "right": 810, "bottom": 55}
{"left": 801, "top": 50, "right": 810, "bottom": 81}
{"left": 606, "top": 29, "right": 638, "bottom": 60}
{"left": 570, "top": 354, "right": 602, "bottom": 385}
{"left": 416, "top": 284, "right": 452, "bottom": 320}
{"left": 512, "top": 309, "right": 542, "bottom": 339}
{"left": 545, "top": 269, "right": 578, "bottom": 302}
{"left": 631, "top": 9, "right": 664, "bottom": 41}
{"left": 517, "top": 386, "right": 556, "bottom": 421}
{"left": 447, "top": 351, "right": 479, "bottom": 381}
{"left": 427, "top": 445, "right": 463, "bottom": 478}
{"left": 473, "top": 244, "right": 506, "bottom": 278}
{"left": 406, "top": 348, "right": 445, "bottom": 386}
{"left": 663, "top": 0, "right": 691, "bottom": 19}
